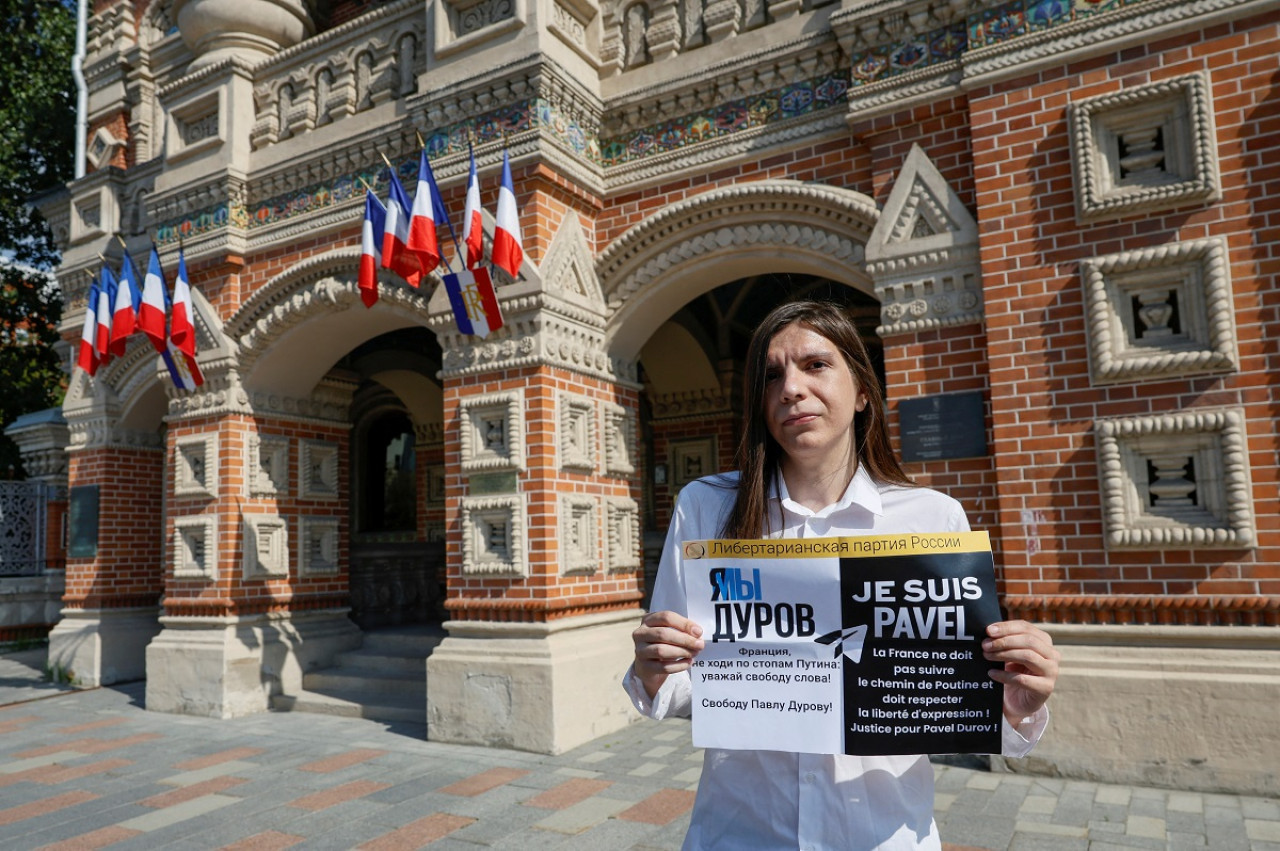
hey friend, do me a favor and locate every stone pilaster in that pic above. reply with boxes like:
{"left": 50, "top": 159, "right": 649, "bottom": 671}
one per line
{"left": 424, "top": 221, "right": 645, "bottom": 753}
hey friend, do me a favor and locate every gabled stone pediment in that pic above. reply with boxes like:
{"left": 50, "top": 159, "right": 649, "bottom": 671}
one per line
{"left": 540, "top": 214, "right": 605, "bottom": 312}
{"left": 866, "top": 144, "right": 982, "bottom": 337}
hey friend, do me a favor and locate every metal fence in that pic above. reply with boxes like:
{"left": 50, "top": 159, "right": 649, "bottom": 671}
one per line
{"left": 0, "top": 480, "right": 50, "bottom": 577}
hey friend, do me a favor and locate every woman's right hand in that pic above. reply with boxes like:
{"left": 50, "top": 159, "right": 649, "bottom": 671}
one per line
{"left": 633, "top": 610, "right": 705, "bottom": 699}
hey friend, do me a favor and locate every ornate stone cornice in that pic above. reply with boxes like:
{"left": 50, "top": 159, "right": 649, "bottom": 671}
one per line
{"left": 649, "top": 388, "right": 733, "bottom": 421}
{"left": 1003, "top": 595, "right": 1280, "bottom": 628}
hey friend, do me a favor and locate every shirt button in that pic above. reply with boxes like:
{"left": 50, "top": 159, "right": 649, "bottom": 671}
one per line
{"left": 804, "top": 772, "right": 816, "bottom": 783}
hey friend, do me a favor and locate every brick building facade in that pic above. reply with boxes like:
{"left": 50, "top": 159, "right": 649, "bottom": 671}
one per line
{"left": 31, "top": 0, "right": 1279, "bottom": 793}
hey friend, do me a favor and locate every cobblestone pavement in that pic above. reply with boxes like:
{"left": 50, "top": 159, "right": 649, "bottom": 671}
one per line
{"left": 2, "top": 650, "right": 1278, "bottom": 850}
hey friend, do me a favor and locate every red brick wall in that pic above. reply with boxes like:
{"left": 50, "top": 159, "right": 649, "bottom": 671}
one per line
{"left": 64, "top": 447, "right": 164, "bottom": 609}
{"left": 441, "top": 366, "right": 643, "bottom": 621}
{"left": 164, "top": 415, "right": 351, "bottom": 617}
{"left": 964, "top": 10, "right": 1280, "bottom": 624}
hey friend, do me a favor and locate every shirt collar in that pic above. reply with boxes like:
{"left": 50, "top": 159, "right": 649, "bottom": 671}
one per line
{"left": 772, "top": 464, "right": 884, "bottom": 519}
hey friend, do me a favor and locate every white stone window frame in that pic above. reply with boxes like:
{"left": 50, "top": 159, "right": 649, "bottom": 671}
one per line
{"left": 165, "top": 88, "right": 224, "bottom": 165}
{"left": 174, "top": 434, "right": 217, "bottom": 498}
{"left": 558, "top": 393, "right": 596, "bottom": 473}
{"left": 606, "top": 497, "right": 641, "bottom": 572}
{"left": 247, "top": 434, "right": 290, "bottom": 497}
{"left": 242, "top": 512, "right": 291, "bottom": 579}
{"left": 434, "top": 0, "right": 528, "bottom": 60}
{"left": 602, "top": 402, "right": 637, "bottom": 477}
{"left": 1082, "top": 236, "right": 1237, "bottom": 384}
{"left": 70, "top": 186, "right": 111, "bottom": 245}
{"left": 298, "top": 516, "right": 340, "bottom": 577}
{"left": 173, "top": 514, "right": 216, "bottom": 580}
{"left": 298, "top": 439, "right": 339, "bottom": 500}
{"left": 558, "top": 494, "right": 598, "bottom": 576}
{"left": 458, "top": 390, "right": 525, "bottom": 474}
{"left": 1069, "top": 71, "right": 1220, "bottom": 222}
{"left": 460, "top": 495, "right": 527, "bottom": 577}
{"left": 1096, "top": 407, "right": 1255, "bottom": 550}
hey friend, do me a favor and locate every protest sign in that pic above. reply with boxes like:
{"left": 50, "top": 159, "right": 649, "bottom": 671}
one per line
{"left": 682, "top": 532, "right": 1004, "bottom": 756}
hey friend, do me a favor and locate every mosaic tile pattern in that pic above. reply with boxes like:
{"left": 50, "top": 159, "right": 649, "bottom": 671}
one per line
{"left": 848, "top": 0, "right": 1149, "bottom": 87}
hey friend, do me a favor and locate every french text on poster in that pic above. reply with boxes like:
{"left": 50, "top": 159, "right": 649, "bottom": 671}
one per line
{"left": 682, "top": 532, "right": 1004, "bottom": 756}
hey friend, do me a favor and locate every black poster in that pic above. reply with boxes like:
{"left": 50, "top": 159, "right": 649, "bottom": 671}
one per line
{"left": 840, "top": 551, "right": 1003, "bottom": 755}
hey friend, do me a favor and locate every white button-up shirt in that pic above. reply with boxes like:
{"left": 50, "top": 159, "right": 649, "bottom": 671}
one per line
{"left": 624, "top": 468, "right": 1048, "bottom": 851}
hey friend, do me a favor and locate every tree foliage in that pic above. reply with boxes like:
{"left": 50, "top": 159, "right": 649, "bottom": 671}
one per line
{"left": 0, "top": 0, "right": 75, "bottom": 477}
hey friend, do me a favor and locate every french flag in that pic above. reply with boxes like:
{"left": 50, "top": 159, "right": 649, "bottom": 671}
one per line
{"left": 95, "top": 268, "right": 115, "bottom": 362}
{"left": 138, "top": 246, "right": 169, "bottom": 353}
{"left": 359, "top": 189, "right": 387, "bottom": 308}
{"left": 109, "top": 256, "right": 138, "bottom": 356}
{"left": 77, "top": 279, "right": 100, "bottom": 376}
{"left": 444, "top": 266, "right": 503, "bottom": 338}
{"left": 492, "top": 149, "right": 523, "bottom": 279}
{"left": 161, "top": 342, "right": 204, "bottom": 390}
{"left": 462, "top": 148, "right": 483, "bottom": 270}
{"left": 406, "top": 151, "right": 443, "bottom": 274}
{"left": 170, "top": 249, "right": 196, "bottom": 357}
{"left": 381, "top": 167, "right": 425, "bottom": 287}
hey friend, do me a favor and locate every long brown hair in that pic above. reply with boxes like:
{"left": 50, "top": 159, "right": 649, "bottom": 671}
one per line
{"left": 721, "top": 300, "right": 914, "bottom": 538}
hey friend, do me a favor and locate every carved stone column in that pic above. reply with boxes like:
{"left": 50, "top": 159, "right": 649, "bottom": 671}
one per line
{"left": 424, "top": 223, "right": 645, "bottom": 754}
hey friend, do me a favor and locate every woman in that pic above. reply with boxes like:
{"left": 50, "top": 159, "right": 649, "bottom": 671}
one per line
{"left": 625, "top": 300, "right": 1060, "bottom": 850}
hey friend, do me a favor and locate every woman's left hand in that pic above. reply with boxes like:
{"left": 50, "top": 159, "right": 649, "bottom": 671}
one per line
{"left": 982, "top": 620, "right": 1061, "bottom": 723}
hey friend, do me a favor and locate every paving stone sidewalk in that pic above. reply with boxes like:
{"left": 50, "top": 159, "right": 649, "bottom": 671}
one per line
{"left": 1, "top": 652, "right": 1278, "bottom": 850}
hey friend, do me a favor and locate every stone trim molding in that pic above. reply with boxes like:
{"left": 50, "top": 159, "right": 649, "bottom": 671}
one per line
{"left": 226, "top": 248, "right": 433, "bottom": 379}
{"left": 602, "top": 401, "right": 637, "bottom": 477}
{"left": 173, "top": 514, "right": 217, "bottom": 580}
{"left": 558, "top": 494, "right": 599, "bottom": 576}
{"left": 460, "top": 494, "right": 528, "bottom": 577}
{"left": 599, "top": 179, "right": 878, "bottom": 358}
{"left": 1096, "top": 407, "right": 1255, "bottom": 550}
{"left": 866, "top": 144, "right": 982, "bottom": 337}
{"left": 1082, "top": 236, "right": 1238, "bottom": 384}
{"left": 248, "top": 434, "right": 290, "bottom": 497}
{"left": 1069, "top": 71, "right": 1220, "bottom": 223}
{"left": 558, "top": 392, "right": 597, "bottom": 473}
{"left": 242, "top": 512, "right": 291, "bottom": 579}
{"left": 442, "top": 593, "right": 643, "bottom": 623}
{"left": 174, "top": 434, "right": 217, "bottom": 498}
{"left": 298, "top": 439, "right": 340, "bottom": 499}
{"left": 1004, "top": 596, "right": 1280, "bottom": 628}
{"left": 606, "top": 496, "right": 641, "bottom": 572}
{"left": 298, "top": 516, "right": 340, "bottom": 576}
{"left": 458, "top": 390, "right": 525, "bottom": 474}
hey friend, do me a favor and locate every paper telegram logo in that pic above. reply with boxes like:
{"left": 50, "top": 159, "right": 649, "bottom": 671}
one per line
{"left": 815, "top": 624, "right": 868, "bottom": 663}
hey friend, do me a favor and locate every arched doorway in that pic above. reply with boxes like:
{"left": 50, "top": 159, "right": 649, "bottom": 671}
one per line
{"left": 339, "top": 327, "right": 447, "bottom": 630}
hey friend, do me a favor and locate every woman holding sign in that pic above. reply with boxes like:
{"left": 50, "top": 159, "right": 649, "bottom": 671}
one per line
{"left": 626, "top": 300, "right": 1059, "bottom": 850}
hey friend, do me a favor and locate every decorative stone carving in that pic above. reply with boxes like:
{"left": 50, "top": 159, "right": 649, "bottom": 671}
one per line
{"left": 866, "top": 144, "right": 982, "bottom": 337}
{"left": 558, "top": 494, "right": 598, "bottom": 575}
{"left": 299, "top": 516, "right": 340, "bottom": 576}
{"left": 86, "top": 125, "right": 127, "bottom": 172}
{"left": 173, "top": 514, "right": 216, "bottom": 579}
{"left": 1082, "top": 237, "right": 1238, "bottom": 384}
{"left": 458, "top": 390, "right": 525, "bottom": 474}
{"left": 299, "top": 440, "right": 339, "bottom": 499}
{"left": 602, "top": 402, "right": 637, "bottom": 477}
{"left": 435, "top": 0, "right": 523, "bottom": 58}
{"left": 1096, "top": 408, "right": 1255, "bottom": 550}
{"left": 164, "top": 89, "right": 223, "bottom": 165}
{"left": 175, "top": 434, "right": 217, "bottom": 498}
{"left": 606, "top": 497, "right": 641, "bottom": 572}
{"left": 1069, "top": 72, "right": 1220, "bottom": 222}
{"left": 247, "top": 434, "right": 290, "bottom": 497}
{"left": 558, "top": 393, "right": 596, "bottom": 472}
{"left": 241, "top": 512, "right": 290, "bottom": 578}
{"left": 599, "top": 181, "right": 878, "bottom": 354}
{"left": 460, "top": 495, "right": 527, "bottom": 577}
